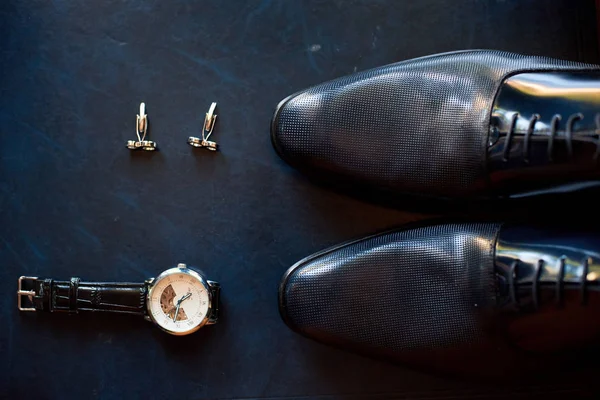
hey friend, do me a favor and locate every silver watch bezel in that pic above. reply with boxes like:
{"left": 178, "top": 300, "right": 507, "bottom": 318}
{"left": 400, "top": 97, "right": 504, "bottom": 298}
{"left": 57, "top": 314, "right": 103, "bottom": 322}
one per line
{"left": 146, "top": 265, "right": 213, "bottom": 336}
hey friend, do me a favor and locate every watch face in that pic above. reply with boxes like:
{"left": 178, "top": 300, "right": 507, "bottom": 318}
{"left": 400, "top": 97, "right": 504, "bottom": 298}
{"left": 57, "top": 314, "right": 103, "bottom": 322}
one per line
{"left": 147, "top": 266, "right": 211, "bottom": 335}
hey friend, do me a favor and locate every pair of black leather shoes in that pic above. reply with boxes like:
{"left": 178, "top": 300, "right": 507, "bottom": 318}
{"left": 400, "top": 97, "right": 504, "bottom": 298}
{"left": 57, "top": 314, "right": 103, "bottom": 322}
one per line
{"left": 271, "top": 50, "right": 600, "bottom": 376}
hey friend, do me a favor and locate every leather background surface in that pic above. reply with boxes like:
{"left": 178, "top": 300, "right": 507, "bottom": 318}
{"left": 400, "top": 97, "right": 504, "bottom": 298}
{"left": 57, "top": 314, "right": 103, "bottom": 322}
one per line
{"left": 1, "top": 0, "right": 598, "bottom": 398}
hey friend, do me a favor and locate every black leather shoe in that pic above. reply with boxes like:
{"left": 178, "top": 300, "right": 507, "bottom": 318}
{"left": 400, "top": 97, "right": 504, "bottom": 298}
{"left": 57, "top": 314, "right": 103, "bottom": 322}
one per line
{"left": 279, "top": 222, "right": 600, "bottom": 376}
{"left": 271, "top": 50, "right": 600, "bottom": 200}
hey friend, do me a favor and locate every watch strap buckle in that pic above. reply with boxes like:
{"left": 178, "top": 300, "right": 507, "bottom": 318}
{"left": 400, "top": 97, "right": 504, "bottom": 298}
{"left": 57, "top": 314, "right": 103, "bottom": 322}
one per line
{"left": 17, "top": 276, "right": 38, "bottom": 312}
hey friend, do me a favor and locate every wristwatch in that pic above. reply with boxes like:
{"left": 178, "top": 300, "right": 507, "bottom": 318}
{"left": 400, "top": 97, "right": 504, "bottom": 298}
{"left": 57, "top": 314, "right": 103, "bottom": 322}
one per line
{"left": 17, "top": 263, "right": 220, "bottom": 336}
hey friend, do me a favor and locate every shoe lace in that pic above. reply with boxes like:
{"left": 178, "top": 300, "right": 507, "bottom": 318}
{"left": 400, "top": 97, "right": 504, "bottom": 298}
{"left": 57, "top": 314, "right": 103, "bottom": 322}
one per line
{"left": 501, "top": 112, "right": 600, "bottom": 163}
{"left": 507, "top": 257, "right": 590, "bottom": 309}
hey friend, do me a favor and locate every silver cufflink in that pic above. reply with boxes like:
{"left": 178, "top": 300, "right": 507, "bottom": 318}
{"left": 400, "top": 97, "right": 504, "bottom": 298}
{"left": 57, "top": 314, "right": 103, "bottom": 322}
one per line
{"left": 127, "top": 102, "right": 157, "bottom": 151}
{"left": 188, "top": 102, "right": 218, "bottom": 151}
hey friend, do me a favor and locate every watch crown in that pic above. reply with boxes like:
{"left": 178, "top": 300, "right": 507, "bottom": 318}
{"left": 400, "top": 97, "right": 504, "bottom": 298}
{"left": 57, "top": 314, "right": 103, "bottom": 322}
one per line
{"left": 177, "top": 263, "right": 187, "bottom": 268}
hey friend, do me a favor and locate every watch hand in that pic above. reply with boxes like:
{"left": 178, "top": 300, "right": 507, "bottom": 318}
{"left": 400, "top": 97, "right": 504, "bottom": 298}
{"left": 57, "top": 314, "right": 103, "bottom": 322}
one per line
{"left": 173, "top": 303, "right": 181, "bottom": 322}
{"left": 179, "top": 292, "right": 192, "bottom": 303}
{"left": 172, "top": 293, "right": 191, "bottom": 322}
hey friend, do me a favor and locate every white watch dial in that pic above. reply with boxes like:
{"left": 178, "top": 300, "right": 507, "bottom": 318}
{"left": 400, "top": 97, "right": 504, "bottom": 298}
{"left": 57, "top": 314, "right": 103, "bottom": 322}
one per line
{"left": 148, "top": 267, "right": 210, "bottom": 335}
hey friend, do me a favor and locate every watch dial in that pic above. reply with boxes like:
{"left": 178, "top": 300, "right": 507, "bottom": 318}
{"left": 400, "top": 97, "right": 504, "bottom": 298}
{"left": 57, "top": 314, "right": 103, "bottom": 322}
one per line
{"left": 148, "top": 269, "right": 210, "bottom": 334}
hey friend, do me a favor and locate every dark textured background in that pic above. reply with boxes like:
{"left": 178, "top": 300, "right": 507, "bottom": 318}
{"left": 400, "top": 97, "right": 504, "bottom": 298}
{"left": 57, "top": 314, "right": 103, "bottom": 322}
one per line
{"left": 1, "top": 1, "right": 599, "bottom": 398}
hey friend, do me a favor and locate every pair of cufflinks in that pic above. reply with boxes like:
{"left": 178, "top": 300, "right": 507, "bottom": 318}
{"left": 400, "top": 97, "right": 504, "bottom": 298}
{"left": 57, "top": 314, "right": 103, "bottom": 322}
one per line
{"left": 126, "top": 102, "right": 219, "bottom": 152}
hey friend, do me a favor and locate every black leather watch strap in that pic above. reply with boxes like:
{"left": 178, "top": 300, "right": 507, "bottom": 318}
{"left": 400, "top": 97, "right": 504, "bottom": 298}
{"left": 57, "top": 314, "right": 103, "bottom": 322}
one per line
{"left": 25, "top": 277, "right": 148, "bottom": 315}
{"left": 207, "top": 280, "right": 220, "bottom": 323}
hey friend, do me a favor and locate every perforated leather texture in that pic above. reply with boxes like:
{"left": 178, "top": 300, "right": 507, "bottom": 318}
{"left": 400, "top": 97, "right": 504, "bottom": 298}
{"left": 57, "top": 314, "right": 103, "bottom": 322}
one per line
{"left": 279, "top": 223, "right": 502, "bottom": 356}
{"left": 272, "top": 50, "right": 599, "bottom": 197}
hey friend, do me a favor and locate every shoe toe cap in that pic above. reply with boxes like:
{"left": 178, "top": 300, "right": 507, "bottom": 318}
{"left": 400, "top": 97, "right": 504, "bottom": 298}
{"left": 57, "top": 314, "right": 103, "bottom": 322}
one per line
{"left": 279, "top": 222, "right": 502, "bottom": 358}
{"left": 271, "top": 58, "right": 490, "bottom": 198}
